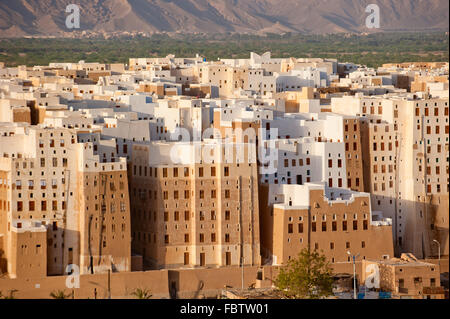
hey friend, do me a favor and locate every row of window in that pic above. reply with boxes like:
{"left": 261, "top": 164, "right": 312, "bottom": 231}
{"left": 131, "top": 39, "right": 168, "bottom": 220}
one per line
{"left": 372, "top": 142, "right": 397, "bottom": 152}
{"left": 16, "top": 200, "right": 127, "bottom": 213}
{"left": 373, "top": 164, "right": 395, "bottom": 174}
{"left": 344, "top": 123, "right": 359, "bottom": 132}
{"left": 160, "top": 210, "right": 232, "bottom": 222}
{"left": 372, "top": 125, "right": 394, "bottom": 133}
{"left": 423, "top": 125, "right": 449, "bottom": 135}
{"left": 373, "top": 182, "right": 394, "bottom": 192}
{"left": 163, "top": 233, "right": 232, "bottom": 244}
{"left": 288, "top": 220, "right": 369, "bottom": 233}
{"left": 266, "top": 175, "right": 311, "bottom": 185}
{"left": 15, "top": 178, "right": 65, "bottom": 189}
{"left": 288, "top": 239, "right": 367, "bottom": 251}
{"left": 426, "top": 184, "right": 447, "bottom": 194}
{"left": 17, "top": 200, "right": 66, "bottom": 212}
{"left": 425, "top": 144, "right": 445, "bottom": 154}
{"left": 15, "top": 158, "right": 68, "bottom": 172}
{"left": 87, "top": 202, "right": 127, "bottom": 213}
{"left": 415, "top": 107, "right": 449, "bottom": 117}
{"left": 134, "top": 166, "right": 229, "bottom": 178}
{"left": 291, "top": 213, "right": 367, "bottom": 222}
{"left": 19, "top": 244, "right": 43, "bottom": 255}
{"left": 134, "top": 209, "right": 234, "bottom": 223}
{"left": 362, "top": 106, "right": 384, "bottom": 115}
{"left": 420, "top": 165, "right": 448, "bottom": 175}
{"left": 347, "top": 178, "right": 361, "bottom": 188}
{"left": 38, "top": 139, "right": 72, "bottom": 148}
{"left": 135, "top": 231, "right": 233, "bottom": 245}
{"left": 85, "top": 180, "right": 125, "bottom": 191}
{"left": 328, "top": 178, "right": 344, "bottom": 188}
{"left": 282, "top": 158, "right": 311, "bottom": 168}
{"left": 162, "top": 189, "right": 232, "bottom": 200}
{"left": 345, "top": 142, "right": 359, "bottom": 151}
{"left": 182, "top": 233, "right": 219, "bottom": 243}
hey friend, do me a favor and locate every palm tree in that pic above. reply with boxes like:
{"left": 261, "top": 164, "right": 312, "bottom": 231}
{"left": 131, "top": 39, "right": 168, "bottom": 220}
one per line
{"left": 131, "top": 288, "right": 152, "bottom": 299}
{"left": 50, "top": 289, "right": 71, "bottom": 299}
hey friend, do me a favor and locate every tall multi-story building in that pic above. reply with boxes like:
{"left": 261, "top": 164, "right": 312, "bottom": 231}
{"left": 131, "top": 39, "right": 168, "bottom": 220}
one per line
{"left": 130, "top": 140, "right": 260, "bottom": 269}
{"left": 360, "top": 120, "right": 399, "bottom": 241}
{"left": 0, "top": 123, "right": 131, "bottom": 277}
{"left": 342, "top": 116, "right": 365, "bottom": 192}
{"left": 75, "top": 143, "right": 131, "bottom": 274}
{"left": 396, "top": 98, "right": 449, "bottom": 258}
{"left": 332, "top": 95, "right": 449, "bottom": 258}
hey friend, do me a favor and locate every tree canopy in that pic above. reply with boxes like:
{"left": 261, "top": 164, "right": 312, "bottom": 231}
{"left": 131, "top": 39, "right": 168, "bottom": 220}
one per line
{"left": 0, "top": 32, "right": 447, "bottom": 68}
{"left": 275, "top": 248, "right": 334, "bottom": 299}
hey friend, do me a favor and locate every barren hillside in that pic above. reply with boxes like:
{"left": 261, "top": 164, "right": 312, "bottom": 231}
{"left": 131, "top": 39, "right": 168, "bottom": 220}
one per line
{"left": 0, "top": 0, "right": 448, "bottom": 37}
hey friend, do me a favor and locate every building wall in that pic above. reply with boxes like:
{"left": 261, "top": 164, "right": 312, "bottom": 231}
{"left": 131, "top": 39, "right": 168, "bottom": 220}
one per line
{"left": 12, "top": 108, "right": 31, "bottom": 124}
{"left": 0, "top": 167, "right": 9, "bottom": 242}
{"left": 0, "top": 162, "right": 9, "bottom": 274}
{"left": 0, "top": 264, "right": 275, "bottom": 299}
{"left": 0, "top": 255, "right": 446, "bottom": 299}
{"left": 0, "top": 125, "right": 131, "bottom": 278}
{"left": 362, "top": 259, "right": 443, "bottom": 299}
{"left": 360, "top": 120, "right": 400, "bottom": 251}
{"left": 397, "top": 99, "right": 449, "bottom": 258}
{"left": 8, "top": 224, "right": 47, "bottom": 279}
{"left": 269, "top": 188, "right": 393, "bottom": 265}
{"left": 343, "top": 117, "right": 364, "bottom": 192}
{"left": 0, "top": 234, "right": 4, "bottom": 274}
{"left": 213, "top": 113, "right": 260, "bottom": 144}
{"left": 4, "top": 127, "right": 80, "bottom": 275}
{"left": 258, "top": 184, "right": 273, "bottom": 261}
{"left": 130, "top": 143, "right": 261, "bottom": 269}
{"left": 261, "top": 138, "right": 347, "bottom": 189}
{"left": 137, "top": 83, "right": 165, "bottom": 96}
{"left": 427, "top": 194, "right": 449, "bottom": 258}
{"left": 195, "top": 65, "right": 235, "bottom": 98}
{"left": 77, "top": 168, "right": 131, "bottom": 275}
{"left": 332, "top": 96, "right": 449, "bottom": 258}
{"left": 0, "top": 269, "right": 170, "bottom": 299}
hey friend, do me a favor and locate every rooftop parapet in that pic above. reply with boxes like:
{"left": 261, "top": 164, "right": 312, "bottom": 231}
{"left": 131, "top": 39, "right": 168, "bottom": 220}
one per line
{"left": 10, "top": 220, "right": 47, "bottom": 233}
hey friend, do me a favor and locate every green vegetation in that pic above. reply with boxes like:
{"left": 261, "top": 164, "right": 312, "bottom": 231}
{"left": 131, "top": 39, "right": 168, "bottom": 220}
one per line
{"left": 50, "top": 289, "right": 72, "bottom": 299}
{"left": 275, "top": 249, "right": 333, "bottom": 299}
{"left": 0, "top": 32, "right": 448, "bottom": 68}
{"left": 0, "top": 289, "right": 18, "bottom": 299}
{"left": 131, "top": 288, "right": 152, "bottom": 299}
